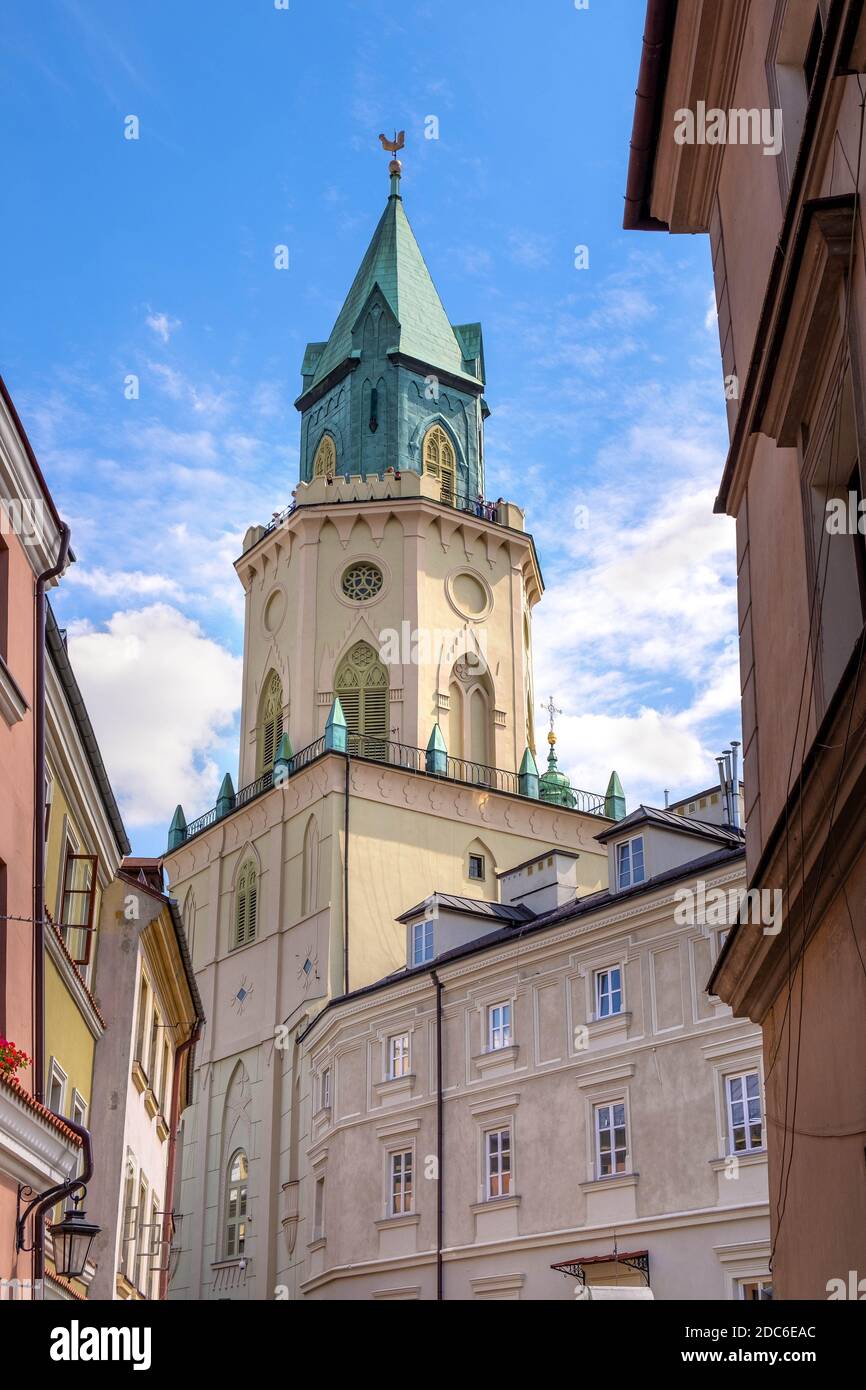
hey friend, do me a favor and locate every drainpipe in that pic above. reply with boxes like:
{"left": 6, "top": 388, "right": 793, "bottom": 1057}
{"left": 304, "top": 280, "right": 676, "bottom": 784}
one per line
{"left": 33, "top": 522, "right": 70, "bottom": 1105}
{"left": 29, "top": 1113, "right": 92, "bottom": 1292}
{"left": 343, "top": 755, "right": 350, "bottom": 995}
{"left": 160, "top": 1023, "right": 201, "bottom": 1300}
{"left": 730, "top": 742, "right": 741, "bottom": 830}
{"left": 432, "top": 969, "right": 444, "bottom": 1301}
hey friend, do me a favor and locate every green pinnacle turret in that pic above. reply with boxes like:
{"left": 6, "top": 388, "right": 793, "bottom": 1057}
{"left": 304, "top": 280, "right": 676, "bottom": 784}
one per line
{"left": 605, "top": 771, "right": 626, "bottom": 821}
{"left": 216, "top": 773, "right": 235, "bottom": 818}
{"left": 538, "top": 734, "right": 577, "bottom": 810}
{"left": 324, "top": 697, "right": 348, "bottom": 753}
{"left": 167, "top": 804, "right": 187, "bottom": 851}
{"left": 426, "top": 722, "right": 447, "bottom": 776}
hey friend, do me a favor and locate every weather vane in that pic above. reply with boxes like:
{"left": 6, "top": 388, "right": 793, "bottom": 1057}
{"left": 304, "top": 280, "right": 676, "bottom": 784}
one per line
{"left": 542, "top": 695, "right": 563, "bottom": 737}
{"left": 379, "top": 129, "right": 405, "bottom": 184}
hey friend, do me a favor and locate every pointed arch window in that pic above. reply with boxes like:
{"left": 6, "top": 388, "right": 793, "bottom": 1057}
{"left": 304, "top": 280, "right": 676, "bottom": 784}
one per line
{"left": 234, "top": 861, "right": 258, "bottom": 948}
{"left": 225, "top": 1149, "right": 248, "bottom": 1259}
{"left": 335, "top": 641, "right": 389, "bottom": 757}
{"left": 422, "top": 425, "right": 456, "bottom": 506}
{"left": 313, "top": 434, "right": 336, "bottom": 479}
{"left": 258, "top": 671, "right": 284, "bottom": 776}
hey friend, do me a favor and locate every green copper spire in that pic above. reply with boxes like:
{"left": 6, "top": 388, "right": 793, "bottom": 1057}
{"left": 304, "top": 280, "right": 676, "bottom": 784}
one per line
{"left": 518, "top": 746, "right": 540, "bottom": 800}
{"left": 308, "top": 179, "right": 474, "bottom": 390}
{"left": 167, "top": 804, "right": 187, "bottom": 852}
{"left": 605, "top": 771, "right": 626, "bottom": 821}
{"left": 324, "top": 697, "right": 348, "bottom": 753}
{"left": 425, "top": 722, "right": 448, "bottom": 776}
{"left": 538, "top": 733, "right": 577, "bottom": 810}
{"left": 216, "top": 773, "right": 235, "bottom": 819}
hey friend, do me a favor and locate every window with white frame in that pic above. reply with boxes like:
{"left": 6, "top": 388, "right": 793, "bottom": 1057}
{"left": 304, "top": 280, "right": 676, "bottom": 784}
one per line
{"left": 411, "top": 919, "right": 434, "bottom": 965}
{"left": 47, "top": 1057, "right": 67, "bottom": 1116}
{"left": 726, "top": 1070, "right": 763, "bottom": 1154}
{"left": 485, "top": 1127, "right": 511, "bottom": 1199}
{"left": 616, "top": 836, "right": 645, "bottom": 890}
{"left": 487, "top": 1002, "right": 512, "bottom": 1051}
{"left": 388, "top": 1033, "right": 410, "bottom": 1079}
{"left": 224, "top": 1149, "right": 248, "bottom": 1258}
{"left": 594, "top": 1100, "right": 628, "bottom": 1178}
{"left": 468, "top": 853, "right": 485, "bottom": 881}
{"left": 738, "top": 1277, "right": 773, "bottom": 1301}
{"left": 71, "top": 1090, "right": 87, "bottom": 1127}
{"left": 388, "top": 1149, "right": 413, "bottom": 1216}
{"left": 320, "top": 1066, "right": 331, "bottom": 1110}
{"left": 594, "top": 966, "right": 622, "bottom": 1018}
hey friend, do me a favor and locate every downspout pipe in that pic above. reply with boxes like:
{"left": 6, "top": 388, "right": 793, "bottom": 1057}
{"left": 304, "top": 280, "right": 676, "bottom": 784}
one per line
{"left": 160, "top": 1023, "right": 201, "bottom": 1300}
{"left": 33, "top": 521, "right": 70, "bottom": 1105}
{"left": 432, "top": 969, "right": 444, "bottom": 1301}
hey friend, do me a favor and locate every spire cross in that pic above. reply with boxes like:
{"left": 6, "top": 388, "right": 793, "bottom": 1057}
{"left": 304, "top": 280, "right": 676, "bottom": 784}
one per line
{"left": 542, "top": 696, "right": 562, "bottom": 735}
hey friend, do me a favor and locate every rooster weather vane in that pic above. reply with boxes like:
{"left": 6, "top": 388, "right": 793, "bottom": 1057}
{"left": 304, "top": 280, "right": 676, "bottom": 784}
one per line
{"left": 378, "top": 130, "right": 405, "bottom": 156}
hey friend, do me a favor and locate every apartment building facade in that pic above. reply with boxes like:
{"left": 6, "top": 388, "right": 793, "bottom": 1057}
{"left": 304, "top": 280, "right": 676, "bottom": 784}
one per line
{"left": 297, "top": 798, "right": 770, "bottom": 1300}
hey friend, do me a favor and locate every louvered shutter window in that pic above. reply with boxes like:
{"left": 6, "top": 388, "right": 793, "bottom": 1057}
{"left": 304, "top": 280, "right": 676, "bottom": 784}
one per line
{"left": 313, "top": 435, "right": 336, "bottom": 478}
{"left": 335, "top": 642, "right": 389, "bottom": 758}
{"left": 258, "top": 671, "right": 284, "bottom": 775}
{"left": 234, "top": 862, "right": 257, "bottom": 947}
{"left": 423, "top": 425, "right": 456, "bottom": 506}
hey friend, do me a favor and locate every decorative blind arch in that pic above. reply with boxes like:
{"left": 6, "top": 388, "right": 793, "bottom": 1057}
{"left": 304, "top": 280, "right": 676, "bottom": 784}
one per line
{"left": 335, "top": 641, "right": 389, "bottom": 756}
{"left": 313, "top": 434, "right": 337, "bottom": 478}
{"left": 422, "top": 425, "right": 456, "bottom": 506}
{"left": 234, "top": 861, "right": 258, "bottom": 947}
{"left": 258, "top": 670, "right": 284, "bottom": 775}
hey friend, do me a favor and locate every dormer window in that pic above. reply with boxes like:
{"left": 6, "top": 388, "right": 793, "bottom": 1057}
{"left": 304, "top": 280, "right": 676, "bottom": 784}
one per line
{"left": 616, "top": 835, "right": 645, "bottom": 890}
{"left": 411, "top": 920, "right": 434, "bottom": 966}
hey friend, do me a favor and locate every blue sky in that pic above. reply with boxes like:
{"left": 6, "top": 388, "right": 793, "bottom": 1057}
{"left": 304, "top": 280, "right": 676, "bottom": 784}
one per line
{"left": 1, "top": 0, "right": 739, "bottom": 854}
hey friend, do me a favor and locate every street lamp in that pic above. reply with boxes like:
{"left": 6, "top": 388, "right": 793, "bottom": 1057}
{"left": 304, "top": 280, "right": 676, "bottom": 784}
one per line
{"left": 51, "top": 1197, "right": 100, "bottom": 1280}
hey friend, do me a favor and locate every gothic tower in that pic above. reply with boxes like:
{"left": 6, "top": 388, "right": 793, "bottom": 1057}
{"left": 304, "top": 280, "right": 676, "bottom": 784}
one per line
{"left": 164, "top": 159, "right": 620, "bottom": 1302}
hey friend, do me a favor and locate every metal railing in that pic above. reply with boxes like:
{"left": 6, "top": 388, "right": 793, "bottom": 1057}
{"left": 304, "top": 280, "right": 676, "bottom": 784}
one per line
{"left": 253, "top": 485, "right": 507, "bottom": 549}
{"left": 175, "top": 734, "right": 606, "bottom": 850}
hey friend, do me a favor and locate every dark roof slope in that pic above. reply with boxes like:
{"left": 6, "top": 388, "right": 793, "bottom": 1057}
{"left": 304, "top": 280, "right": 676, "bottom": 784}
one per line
{"left": 396, "top": 893, "right": 534, "bottom": 925}
{"left": 46, "top": 601, "right": 130, "bottom": 857}
{"left": 302, "top": 843, "right": 746, "bottom": 1040}
{"left": 594, "top": 803, "right": 744, "bottom": 847}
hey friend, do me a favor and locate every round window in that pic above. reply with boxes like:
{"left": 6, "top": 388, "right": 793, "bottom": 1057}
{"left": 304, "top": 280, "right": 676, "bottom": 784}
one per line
{"left": 341, "top": 562, "right": 384, "bottom": 602}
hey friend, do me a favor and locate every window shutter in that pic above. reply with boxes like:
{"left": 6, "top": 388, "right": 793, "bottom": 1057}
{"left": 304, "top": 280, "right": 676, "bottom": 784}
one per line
{"left": 247, "top": 877, "right": 257, "bottom": 941}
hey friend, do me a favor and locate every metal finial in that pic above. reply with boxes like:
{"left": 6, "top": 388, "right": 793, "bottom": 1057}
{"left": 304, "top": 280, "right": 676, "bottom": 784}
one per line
{"left": 542, "top": 695, "right": 563, "bottom": 742}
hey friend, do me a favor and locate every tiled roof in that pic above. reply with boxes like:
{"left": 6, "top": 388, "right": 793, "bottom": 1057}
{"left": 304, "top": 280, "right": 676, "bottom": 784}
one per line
{"left": 0, "top": 1073, "right": 83, "bottom": 1145}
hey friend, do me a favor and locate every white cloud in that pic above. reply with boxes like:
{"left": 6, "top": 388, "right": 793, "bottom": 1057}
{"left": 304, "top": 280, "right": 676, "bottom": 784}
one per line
{"left": 145, "top": 310, "right": 181, "bottom": 343}
{"left": 704, "top": 289, "right": 718, "bottom": 331}
{"left": 507, "top": 231, "right": 552, "bottom": 269}
{"left": 65, "top": 566, "right": 183, "bottom": 599}
{"left": 67, "top": 605, "right": 241, "bottom": 829}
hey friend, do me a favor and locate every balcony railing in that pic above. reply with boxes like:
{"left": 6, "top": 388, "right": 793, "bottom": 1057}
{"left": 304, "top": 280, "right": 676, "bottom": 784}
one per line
{"left": 173, "top": 734, "right": 607, "bottom": 851}
{"left": 257, "top": 487, "right": 507, "bottom": 545}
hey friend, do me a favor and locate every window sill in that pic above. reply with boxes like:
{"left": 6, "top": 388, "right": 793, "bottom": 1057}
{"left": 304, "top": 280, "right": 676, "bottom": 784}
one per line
{"left": 0, "top": 655, "right": 28, "bottom": 728}
{"left": 373, "top": 1072, "right": 416, "bottom": 1102}
{"left": 143, "top": 1087, "right": 159, "bottom": 1119}
{"left": 579, "top": 1171, "right": 639, "bottom": 1194}
{"left": 470, "top": 1194, "right": 521, "bottom": 1215}
{"left": 710, "top": 1150, "right": 767, "bottom": 1172}
{"left": 374, "top": 1212, "right": 421, "bottom": 1231}
{"left": 156, "top": 1112, "right": 170, "bottom": 1143}
{"left": 474, "top": 1044, "right": 519, "bottom": 1073}
{"left": 131, "top": 1061, "right": 148, "bottom": 1095}
{"left": 307, "top": 1235, "right": 326, "bottom": 1252}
